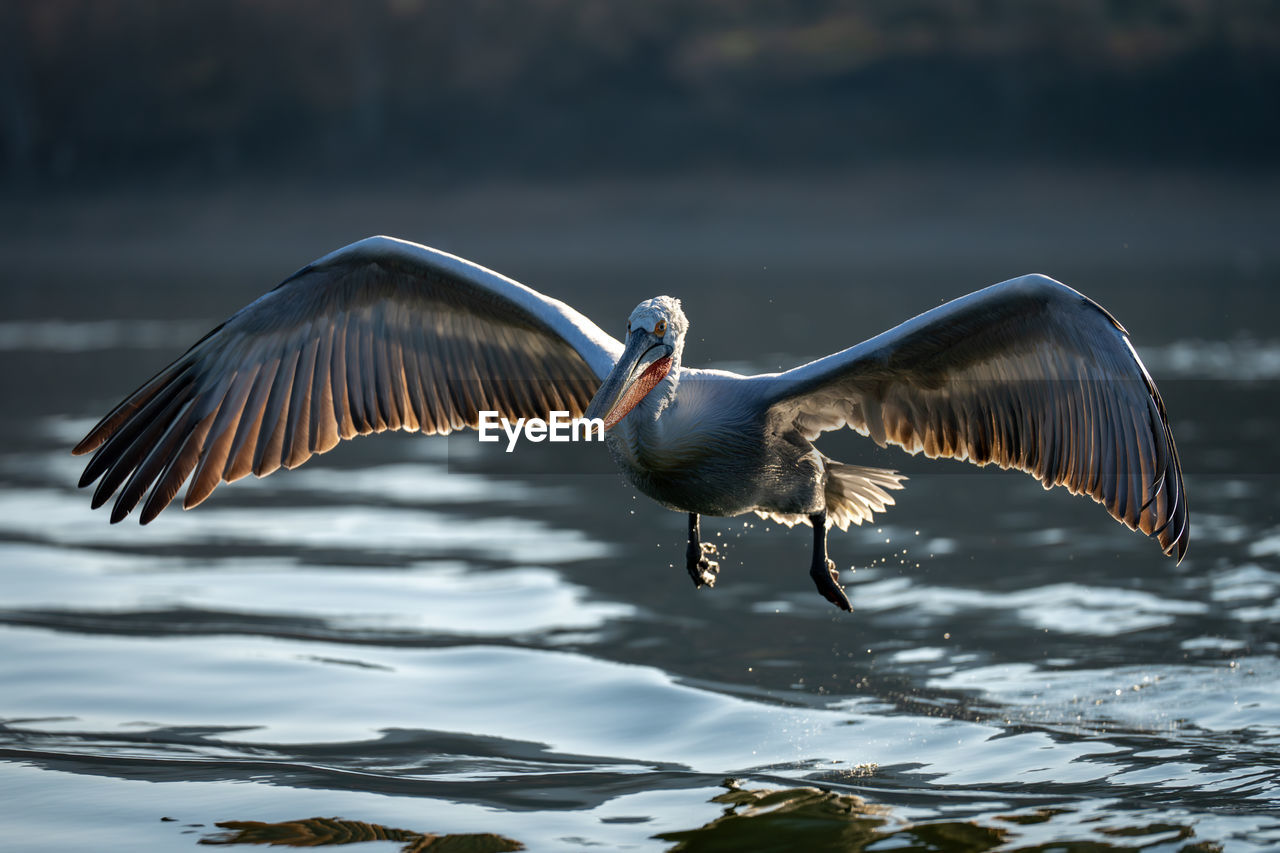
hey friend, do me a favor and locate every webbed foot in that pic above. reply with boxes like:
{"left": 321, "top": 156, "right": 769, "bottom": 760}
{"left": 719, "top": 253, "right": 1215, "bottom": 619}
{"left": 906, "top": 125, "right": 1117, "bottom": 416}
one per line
{"left": 809, "top": 556, "right": 851, "bottom": 611}
{"left": 687, "top": 540, "right": 721, "bottom": 588}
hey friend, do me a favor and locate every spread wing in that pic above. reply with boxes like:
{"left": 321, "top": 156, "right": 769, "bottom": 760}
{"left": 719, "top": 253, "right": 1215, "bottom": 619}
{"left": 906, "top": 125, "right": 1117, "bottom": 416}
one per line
{"left": 73, "top": 236, "right": 623, "bottom": 524}
{"left": 764, "top": 274, "right": 1188, "bottom": 560}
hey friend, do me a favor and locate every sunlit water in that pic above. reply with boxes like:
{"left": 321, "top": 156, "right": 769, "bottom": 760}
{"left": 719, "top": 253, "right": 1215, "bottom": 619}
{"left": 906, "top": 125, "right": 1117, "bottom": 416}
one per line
{"left": 2, "top": 177, "right": 1278, "bottom": 851}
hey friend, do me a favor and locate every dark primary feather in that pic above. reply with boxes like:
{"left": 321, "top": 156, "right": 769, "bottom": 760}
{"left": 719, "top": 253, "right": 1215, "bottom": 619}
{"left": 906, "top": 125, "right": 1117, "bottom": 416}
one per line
{"left": 768, "top": 274, "right": 1189, "bottom": 561}
{"left": 73, "top": 238, "right": 611, "bottom": 523}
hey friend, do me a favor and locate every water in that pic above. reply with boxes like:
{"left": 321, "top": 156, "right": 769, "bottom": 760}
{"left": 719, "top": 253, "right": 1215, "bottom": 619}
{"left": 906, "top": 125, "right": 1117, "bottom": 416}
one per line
{"left": 2, "top": 170, "right": 1278, "bottom": 851}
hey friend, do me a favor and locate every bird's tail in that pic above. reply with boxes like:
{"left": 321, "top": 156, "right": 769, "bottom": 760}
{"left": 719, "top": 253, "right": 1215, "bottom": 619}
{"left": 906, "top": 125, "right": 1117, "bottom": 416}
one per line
{"left": 753, "top": 457, "right": 906, "bottom": 531}
{"left": 822, "top": 460, "right": 906, "bottom": 531}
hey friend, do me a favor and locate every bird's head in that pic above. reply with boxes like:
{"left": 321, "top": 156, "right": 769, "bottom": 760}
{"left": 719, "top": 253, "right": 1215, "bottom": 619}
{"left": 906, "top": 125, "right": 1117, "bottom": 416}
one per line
{"left": 584, "top": 296, "right": 687, "bottom": 430}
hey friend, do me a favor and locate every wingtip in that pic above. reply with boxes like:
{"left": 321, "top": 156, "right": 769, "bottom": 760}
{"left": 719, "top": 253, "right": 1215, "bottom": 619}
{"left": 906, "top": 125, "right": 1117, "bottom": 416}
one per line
{"left": 139, "top": 501, "right": 163, "bottom": 525}
{"left": 73, "top": 424, "right": 110, "bottom": 456}
{"left": 1162, "top": 516, "right": 1190, "bottom": 564}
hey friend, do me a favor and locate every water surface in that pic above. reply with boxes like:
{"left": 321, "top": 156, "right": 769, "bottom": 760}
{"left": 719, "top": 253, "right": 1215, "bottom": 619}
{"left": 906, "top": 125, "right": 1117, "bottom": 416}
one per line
{"left": 2, "top": 172, "right": 1278, "bottom": 850}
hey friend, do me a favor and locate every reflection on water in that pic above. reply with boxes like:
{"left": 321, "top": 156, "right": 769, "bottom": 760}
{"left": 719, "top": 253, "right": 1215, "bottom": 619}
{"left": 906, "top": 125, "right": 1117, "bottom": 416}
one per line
{"left": 657, "top": 783, "right": 897, "bottom": 853}
{"left": 201, "top": 817, "right": 523, "bottom": 851}
{"left": 658, "top": 782, "right": 1222, "bottom": 853}
{"left": 195, "top": 786, "right": 1220, "bottom": 853}
{"left": 2, "top": 182, "right": 1279, "bottom": 852}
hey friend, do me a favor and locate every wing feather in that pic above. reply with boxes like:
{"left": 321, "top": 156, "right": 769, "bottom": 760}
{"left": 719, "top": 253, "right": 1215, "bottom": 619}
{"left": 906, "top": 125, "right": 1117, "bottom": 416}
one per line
{"left": 764, "top": 274, "right": 1189, "bottom": 560}
{"left": 328, "top": 310, "right": 356, "bottom": 440}
{"left": 225, "top": 353, "right": 278, "bottom": 482}
{"left": 142, "top": 409, "right": 218, "bottom": 524}
{"left": 353, "top": 315, "right": 378, "bottom": 433}
{"left": 408, "top": 318, "right": 447, "bottom": 434}
{"left": 186, "top": 364, "right": 260, "bottom": 508}
{"left": 254, "top": 337, "right": 301, "bottom": 477}
{"left": 74, "top": 236, "right": 622, "bottom": 523}
{"left": 282, "top": 327, "right": 320, "bottom": 468}
{"left": 110, "top": 398, "right": 197, "bottom": 523}
{"left": 308, "top": 322, "right": 340, "bottom": 454}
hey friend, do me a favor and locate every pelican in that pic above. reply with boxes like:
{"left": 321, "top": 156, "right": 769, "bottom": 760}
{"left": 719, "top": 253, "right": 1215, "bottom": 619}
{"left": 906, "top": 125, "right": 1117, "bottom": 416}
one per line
{"left": 73, "top": 236, "right": 1188, "bottom": 610}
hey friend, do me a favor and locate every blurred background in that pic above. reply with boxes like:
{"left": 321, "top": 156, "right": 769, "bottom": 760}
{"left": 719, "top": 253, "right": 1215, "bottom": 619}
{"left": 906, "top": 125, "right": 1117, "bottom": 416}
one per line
{"left": 2, "top": 3, "right": 1279, "bottom": 852}
{"left": 2, "top": 0, "right": 1278, "bottom": 186}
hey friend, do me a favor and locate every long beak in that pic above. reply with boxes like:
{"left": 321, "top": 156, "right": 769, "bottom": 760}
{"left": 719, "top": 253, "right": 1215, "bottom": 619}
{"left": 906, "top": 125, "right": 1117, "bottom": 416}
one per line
{"left": 584, "top": 329, "right": 674, "bottom": 430}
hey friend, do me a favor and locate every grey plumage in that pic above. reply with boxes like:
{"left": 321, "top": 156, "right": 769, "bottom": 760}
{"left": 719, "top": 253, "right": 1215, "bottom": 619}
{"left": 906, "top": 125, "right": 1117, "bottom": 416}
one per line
{"left": 75, "top": 237, "right": 613, "bottom": 523}
{"left": 764, "top": 276, "right": 1187, "bottom": 558}
{"left": 74, "top": 237, "right": 1189, "bottom": 608}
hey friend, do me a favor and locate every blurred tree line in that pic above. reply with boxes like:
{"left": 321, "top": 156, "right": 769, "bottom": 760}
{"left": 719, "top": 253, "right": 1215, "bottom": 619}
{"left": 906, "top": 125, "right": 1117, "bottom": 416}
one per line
{"left": 1, "top": 0, "right": 1277, "bottom": 186}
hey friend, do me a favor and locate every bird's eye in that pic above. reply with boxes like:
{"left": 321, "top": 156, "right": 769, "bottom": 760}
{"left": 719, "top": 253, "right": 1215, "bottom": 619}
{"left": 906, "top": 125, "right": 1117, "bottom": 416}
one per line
{"left": 654, "top": 319, "right": 667, "bottom": 337}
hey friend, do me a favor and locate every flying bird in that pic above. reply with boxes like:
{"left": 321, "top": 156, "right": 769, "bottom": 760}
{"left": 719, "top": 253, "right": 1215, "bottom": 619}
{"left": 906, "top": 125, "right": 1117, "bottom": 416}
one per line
{"left": 73, "top": 237, "right": 1189, "bottom": 610}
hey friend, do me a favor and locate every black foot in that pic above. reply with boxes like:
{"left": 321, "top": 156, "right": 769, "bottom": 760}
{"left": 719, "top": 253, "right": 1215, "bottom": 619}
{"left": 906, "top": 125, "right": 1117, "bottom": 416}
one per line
{"left": 686, "top": 540, "right": 721, "bottom": 588}
{"left": 810, "top": 557, "right": 851, "bottom": 611}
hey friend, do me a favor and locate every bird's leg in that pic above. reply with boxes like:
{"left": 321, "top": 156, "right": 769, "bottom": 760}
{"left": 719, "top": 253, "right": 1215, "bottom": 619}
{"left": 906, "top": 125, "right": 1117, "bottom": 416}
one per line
{"left": 685, "top": 512, "right": 720, "bottom": 588}
{"left": 809, "top": 510, "right": 851, "bottom": 611}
